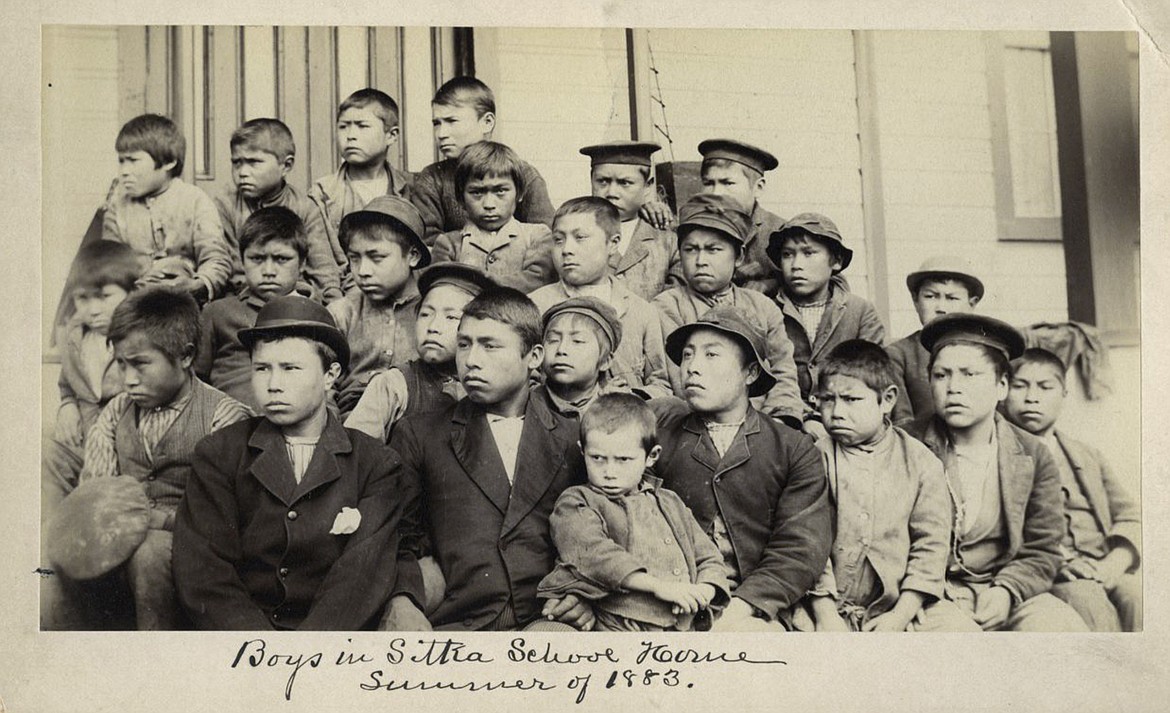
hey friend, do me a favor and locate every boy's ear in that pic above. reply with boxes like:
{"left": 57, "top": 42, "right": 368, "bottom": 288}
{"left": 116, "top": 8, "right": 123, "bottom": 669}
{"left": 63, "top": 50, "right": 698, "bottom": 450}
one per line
{"left": 969, "top": 295, "right": 982, "bottom": 308}
{"left": 744, "top": 360, "right": 761, "bottom": 386}
{"left": 178, "top": 342, "right": 196, "bottom": 370}
{"left": 323, "top": 361, "right": 342, "bottom": 390}
{"left": 734, "top": 247, "right": 747, "bottom": 268}
{"left": 597, "top": 351, "right": 614, "bottom": 375}
{"left": 753, "top": 175, "right": 767, "bottom": 196}
{"left": 479, "top": 112, "right": 496, "bottom": 136}
{"left": 525, "top": 343, "right": 545, "bottom": 371}
{"left": 406, "top": 246, "right": 423, "bottom": 269}
{"left": 280, "top": 154, "right": 295, "bottom": 175}
{"left": 880, "top": 384, "right": 899, "bottom": 414}
{"left": 385, "top": 124, "right": 401, "bottom": 144}
{"left": 160, "top": 159, "right": 178, "bottom": 176}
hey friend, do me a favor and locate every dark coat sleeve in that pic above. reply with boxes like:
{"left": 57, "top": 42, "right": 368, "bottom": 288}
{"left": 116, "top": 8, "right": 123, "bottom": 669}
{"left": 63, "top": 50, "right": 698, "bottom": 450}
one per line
{"left": 515, "top": 168, "right": 555, "bottom": 228}
{"left": 386, "top": 418, "right": 427, "bottom": 610}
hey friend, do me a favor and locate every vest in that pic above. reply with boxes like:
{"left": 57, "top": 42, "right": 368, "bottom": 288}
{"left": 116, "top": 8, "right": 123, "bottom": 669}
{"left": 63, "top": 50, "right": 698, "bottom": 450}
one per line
{"left": 396, "top": 360, "right": 458, "bottom": 434}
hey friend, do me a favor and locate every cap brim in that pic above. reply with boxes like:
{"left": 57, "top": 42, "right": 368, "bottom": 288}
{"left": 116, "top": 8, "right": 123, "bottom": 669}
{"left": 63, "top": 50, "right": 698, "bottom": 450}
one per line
{"left": 665, "top": 322, "right": 774, "bottom": 397}
{"left": 238, "top": 322, "right": 351, "bottom": 371}
{"left": 906, "top": 271, "right": 985, "bottom": 300}
{"left": 341, "top": 212, "right": 432, "bottom": 268}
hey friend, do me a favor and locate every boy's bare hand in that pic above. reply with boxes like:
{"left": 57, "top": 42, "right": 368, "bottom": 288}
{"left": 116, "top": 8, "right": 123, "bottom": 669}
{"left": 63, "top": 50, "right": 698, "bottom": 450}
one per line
{"left": 861, "top": 611, "right": 909, "bottom": 633}
{"left": 54, "top": 403, "right": 83, "bottom": 447}
{"left": 1058, "top": 557, "right": 1100, "bottom": 582}
{"left": 653, "top": 581, "right": 702, "bottom": 614}
{"left": 541, "top": 594, "right": 595, "bottom": 631}
{"left": 638, "top": 199, "right": 674, "bottom": 230}
{"left": 973, "top": 586, "right": 1012, "bottom": 630}
{"left": 816, "top": 612, "right": 851, "bottom": 632}
{"left": 1095, "top": 549, "right": 1134, "bottom": 590}
{"left": 691, "top": 583, "right": 717, "bottom": 608}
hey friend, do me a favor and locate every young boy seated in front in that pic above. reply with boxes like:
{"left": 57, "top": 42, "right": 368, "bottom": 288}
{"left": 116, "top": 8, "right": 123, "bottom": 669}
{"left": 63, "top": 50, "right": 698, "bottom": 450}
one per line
{"left": 345, "top": 262, "right": 497, "bottom": 443}
{"left": 215, "top": 118, "right": 342, "bottom": 302}
{"left": 535, "top": 296, "right": 625, "bottom": 419}
{"left": 307, "top": 88, "right": 413, "bottom": 273}
{"left": 44, "top": 240, "right": 141, "bottom": 514}
{"left": 651, "top": 307, "right": 832, "bottom": 631}
{"left": 1003, "top": 348, "right": 1141, "bottom": 631}
{"left": 538, "top": 393, "right": 731, "bottom": 631}
{"left": 173, "top": 295, "right": 406, "bottom": 630}
{"left": 102, "top": 113, "right": 233, "bottom": 303}
{"left": 385, "top": 287, "right": 592, "bottom": 631}
{"left": 768, "top": 213, "right": 885, "bottom": 408}
{"left": 906, "top": 314, "right": 1087, "bottom": 631}
{"left": 887, "top": 256, "right": 984, "bottom": 426}
{"left": 528, "top": 197, "right": 672, "bottom": 400}
{"left": 431, "top": 141, "right": 556, "bottom": 293}
{"left": 195, "top": 206, "right": 316, "bottom": 411}
{"left": 797, "top": 340, "right": 963, "bottom": 632}
{"left": 42, "top": 288, "right": 250, "bottom": 630}
{"left": 411, "top": 76, "right": 555, "bottom": 240}
{"left": 327, "top": 196, "right": 431, "bottom": 416}
{"left": 653, "top": 193, "right": 803, "bottom": 429}
{"left": 580, "top": 140, "right": 681, "bottom": 301}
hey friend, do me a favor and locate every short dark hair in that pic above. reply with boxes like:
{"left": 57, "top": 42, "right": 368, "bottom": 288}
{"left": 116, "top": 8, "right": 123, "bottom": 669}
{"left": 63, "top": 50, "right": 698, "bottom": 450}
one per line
{"left": 461, "top": 286, "right": 542, "bottom": 353}
{"left": 252, "top": 334, "right": 338, "bottom": 372}
{"left": 579, "top": 392, "right": 658, "bottom": 453}
{"left": 337, "top": 88, "right": 400, "bottom": 130}
{"left": 68, "top": 240, "right": 142, "bottom": 293}
{"left": 239, "top": 206, "right": 309, "bottom": 262}
{"left": 454, "top": 141, "right": 526, "bottom": 197}
{"left": 338, "top": 213, "right": 416, "bottom": 256}
{"left": 553, "top": 196, "right": 620, "bottom": 238}
{"left": 433, "top": 76, "right": 495, "bottom": 117}
{"left": 230, "top": 118, "right": 296, "bottom": 161}
{"left": 1011, "top": 347, "right": 1067, "bottom": 386}
{"left": 700, "top": 157, "right": 761, "bottom": 184}
{"left": 928, "top": 342, "right": 1011, "bottom": 381}
{"left": 818, "top": 339, "right": 896, "bottom": 396}
{"left": 115, "top": 114, "right": 185, "bottom": 176}
{"left": 106, "top": 287, "right": 200, "bottom": 363}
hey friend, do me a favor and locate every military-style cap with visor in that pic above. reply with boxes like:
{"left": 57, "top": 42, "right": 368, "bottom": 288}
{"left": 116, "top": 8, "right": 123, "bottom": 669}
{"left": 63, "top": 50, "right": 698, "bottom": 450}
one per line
{"left": 919, "top": 312, "right": 1025, "bottom": 361}
{"left": 697, "top": 138, "right": 779, "bottom": 175}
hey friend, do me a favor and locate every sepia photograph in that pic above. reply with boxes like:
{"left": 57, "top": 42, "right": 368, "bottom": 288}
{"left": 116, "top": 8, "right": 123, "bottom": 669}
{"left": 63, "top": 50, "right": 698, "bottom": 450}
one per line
{"left": 4, "top": 1, "right": 1168, "bottom": 710}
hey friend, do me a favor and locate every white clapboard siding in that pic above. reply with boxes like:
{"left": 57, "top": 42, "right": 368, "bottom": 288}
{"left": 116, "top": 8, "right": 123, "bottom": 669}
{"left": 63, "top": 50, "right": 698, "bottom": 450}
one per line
{"left": 489, "top": 28, "right": 632, "bottom": 207}
{"left": 871, "top": 30, "right": 1068, "bottom": 338}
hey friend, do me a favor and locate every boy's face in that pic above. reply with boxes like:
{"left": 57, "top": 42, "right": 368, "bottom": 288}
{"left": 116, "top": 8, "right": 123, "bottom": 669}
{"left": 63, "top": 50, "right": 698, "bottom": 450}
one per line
{"left": 432, "top": 103, "right": 495, "bottom": 158}
{"left": 243, "top": 240, "right": 303, "bottom": 303}
{"left": 590, "top": 164, "right": 650, "bottom": 222}
{"left": 913, "top": 279, "right": 978, "bottom": 327}
{"left": 117, "top": 150, "right": 176, "bottom": 199}
{"left": 463, "top": 174, "right": 518, "bottom": 232}
{"left": 347, "top": 234, "right": 419, "bottom": 303}
{"left": 680, "top": 229, "right": 741, "bottom": 296}
{"left": 542, "top": 314, "right": 610, "bottom": 392}
{"left": 251, "top": 337, "right": 339, "bottom": 435}
{"left": 456, "top": 315, "right": 543, "bottom": 406}
{"left": 700, "top": 164, "right": 762, "bottom": 214}
{"left": 415, "top": 284, "right": 474, "bottom": 366}
{"left": 1004, "top": 362, "right": 1066, "bottom": 436}
{"left": 582, "top": 428, "right": 661, "bottom": 497}
{"left": 678, "top": 329, "right": 756, "bottom": 416}
{"left": 929, "top": 344, "right": 1008, "bottom": 431}
{"left": 778, "top": 235, "right": 841, "bottom": 302}
{"left": 231, "top": 146, "right": 292, "bottom": 199}
{"left": 817, "top": 374, "right": 895, "bottom": 447}
{"left": 337, "top": 106, "right": 397, "bottom": 168}
{"left": 112, "top": 329, "right": 192, "bottom": 410}
{"left": 72, "top": 284, "right": 129, "bottom": 335}
{"left": 552, "top": 213, "right": 618, "bottom": 287}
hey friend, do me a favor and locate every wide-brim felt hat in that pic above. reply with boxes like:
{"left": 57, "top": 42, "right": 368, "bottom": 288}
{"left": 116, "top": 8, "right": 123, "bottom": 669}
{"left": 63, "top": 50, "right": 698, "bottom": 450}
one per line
{"left": 46, "top": 476, "right": 151, "bottom": 580}
{"left": 767, "top": 212, "right": 853, "bottom": 271}
{"left": 676, "top": 193, "right": 751, "bottom": 246}
{"left": 238, "top": 294, "right": 351, "bottom": 370}
{"left": 665, "top": 306, "right": 777, "bottom": 398}
{"left": 340, "top": 195, "right": 432, "bottom": 268}
{"left": 542, "top": 296, "right": 623, "bottom": 352}
{"left": 697, "top": 138, "right": 779, "bottom": 174}
{"left": 919, "top": 312, "right": 1025, "bottom": 360}
{"left": 906, "top": 256, "right": 985, "bottom": 300}
{"left": 418, "top": 261, "right": 499, "bottom": 299}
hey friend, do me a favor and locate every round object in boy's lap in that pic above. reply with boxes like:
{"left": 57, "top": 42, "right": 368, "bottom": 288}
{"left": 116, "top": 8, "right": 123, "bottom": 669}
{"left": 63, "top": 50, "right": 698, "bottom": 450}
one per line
{"left": 47, "top": 476, "right": 150, "bottom": 580}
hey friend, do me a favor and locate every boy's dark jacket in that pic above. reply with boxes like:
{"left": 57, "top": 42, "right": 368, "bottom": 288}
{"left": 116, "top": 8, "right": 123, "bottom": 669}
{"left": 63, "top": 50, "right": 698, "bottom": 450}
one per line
{"left": 391, "top": 392, "right": 585, "bottom": 630}
{"left": 906, "top": 413, "right": 1064, "bottom": 603}
{"left": 173, "top": 415, "right": 405, "bottom": 630}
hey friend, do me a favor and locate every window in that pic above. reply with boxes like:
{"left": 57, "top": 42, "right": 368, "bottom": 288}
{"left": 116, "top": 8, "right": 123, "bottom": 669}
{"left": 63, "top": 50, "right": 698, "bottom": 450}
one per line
{"left": 987, "top": 31, "right": 1062, "bottom": 241}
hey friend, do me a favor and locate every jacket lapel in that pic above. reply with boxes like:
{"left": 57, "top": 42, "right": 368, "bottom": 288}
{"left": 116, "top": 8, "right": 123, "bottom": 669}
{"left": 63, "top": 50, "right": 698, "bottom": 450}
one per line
{"left": 996, "top": 416, "right": 1034, "bottom": 557}
{"left": 247, "top": 419, "right": 298, "bottom": 507}
{"left": 450, "top": 400, "right": 512, "bottom": 516}
{"left": 811, "top": 288, "right": 848, "bottom": 358}
{"left": 501, "top": 393, "right": 567, "bottom": 534}
{"left": 290, "top": 415, "right": 351, "bottom": 502}
{"left": 712, "top": 409, "right": 759, "bottom": 477}
{"left": 609, "top": 280, "right": 632, "bottom": 320}
{"left": 685, "top": 413, "right": 723, "bottom": 473}
{"left": 614, "top": 220, "right": 652, "bottom": 273}
{"left": 1056, "top": 430, "right": 1111, "bottom": 532}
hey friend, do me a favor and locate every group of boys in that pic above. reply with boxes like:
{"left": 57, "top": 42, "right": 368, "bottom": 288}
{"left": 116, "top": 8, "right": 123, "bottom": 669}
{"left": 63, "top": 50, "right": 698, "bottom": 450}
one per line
{"left": 41, "top": 73, "right": 1139, "bottom": 634}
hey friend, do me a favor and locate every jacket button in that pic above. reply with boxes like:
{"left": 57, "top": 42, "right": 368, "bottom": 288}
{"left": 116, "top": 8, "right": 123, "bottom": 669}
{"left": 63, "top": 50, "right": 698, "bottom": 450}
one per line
{"left": 664, "top": 537, "right": 673, "bottom": 544}
{"left": 487, "top": 255, "right": 497, "bottom": 264}
{"left": 146, "top": 474, "right": 156, "bottom": 481}
{"left": 148, "top": 499, "right": 157, "bottom": 508}
{"left": 279, "top": 567, "right": 289, "bottom": 578}
{"left": 287, "top": 510, "right": 298, "bottom": 521}
{"left": 271, "top": 611, "right": 280, "bottom": 621}
{"left": 672, "top": 568, "right": 682, "bottom": 576}
{"left": 463, "top": 619, "right": 475, "bottom": 628}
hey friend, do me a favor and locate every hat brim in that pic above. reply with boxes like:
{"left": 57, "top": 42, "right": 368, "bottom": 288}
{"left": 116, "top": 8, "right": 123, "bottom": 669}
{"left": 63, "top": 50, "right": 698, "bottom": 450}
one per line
{"left": 418, "top": 263, "right": 498, "bottom": 298}
{"left": 47, "top": 476, "right": 150, "bottom": 580}
{"left": 665, "top": 322, "right": 776, "bottom": 398}
{"left": 906, "top": 271, "right": 985, "bottom": 300}
{"left": 767, "top": 227, "right": 853, "bottom": 271}
{"left": 238, "top": 321, "right": 351, "bottom": 371}
{"left": 340, "top": 212, "right": 432, "bottom": 268}
{"left": 677, "top": 219, "right": 745, "bottom": 248}
{"left": 919, "top": 314, "right": 1025, "bottom": 360}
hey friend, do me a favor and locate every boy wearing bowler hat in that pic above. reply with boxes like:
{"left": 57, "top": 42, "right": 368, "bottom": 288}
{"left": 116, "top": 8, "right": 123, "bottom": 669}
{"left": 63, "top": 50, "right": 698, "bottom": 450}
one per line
{"left": 174, "top": 295, "right": 407, "bottom": 630}
{"left": 769, "top": 213, "right": 885, "bottom": 411}
{"left": 581, "top": 140, "right": 682, "bottom": 301}
{"left": 887, "top": 256, "right": 985, "bottom": 425}
{"left": 697, "top": 138, "right": 785, "bottom": 295}
{"left": 328, "top": 195, "right": 432, "bottom": 416}
{"left": 906, "top": 314, "right": 1087, "bottom": 631}
{"left": 654, "top": 193, "right": 804, "bottom": 429}
{"left": 650, "top": 306, "right": 832, "bottom": 631}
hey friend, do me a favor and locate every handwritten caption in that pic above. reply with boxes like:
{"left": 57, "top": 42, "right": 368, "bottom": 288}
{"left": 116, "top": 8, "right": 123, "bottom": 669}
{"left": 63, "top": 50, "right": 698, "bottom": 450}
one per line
{"left": 230, "top": 637, "right": 787, "bottom": 703}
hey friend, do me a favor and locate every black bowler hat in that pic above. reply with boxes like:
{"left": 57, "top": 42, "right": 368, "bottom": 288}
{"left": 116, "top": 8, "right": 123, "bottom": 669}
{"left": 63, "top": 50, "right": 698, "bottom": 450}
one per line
{"left": 665, "top": 306, "right": 776, "bottom": 397}
{"left": 238, "top": 294, "right": 351, "bottom": 370}
{"left": 920, "top": 313, "right": 1025, "bottom": 361}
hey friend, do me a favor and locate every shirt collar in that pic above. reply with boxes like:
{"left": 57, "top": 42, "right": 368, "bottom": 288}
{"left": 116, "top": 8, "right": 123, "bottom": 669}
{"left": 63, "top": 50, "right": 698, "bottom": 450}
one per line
{"left": 146, "top": 375, "right": 195, "bottom": 414}
{"left": 545, "top": 385, "right": 599, "bottom": 417}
